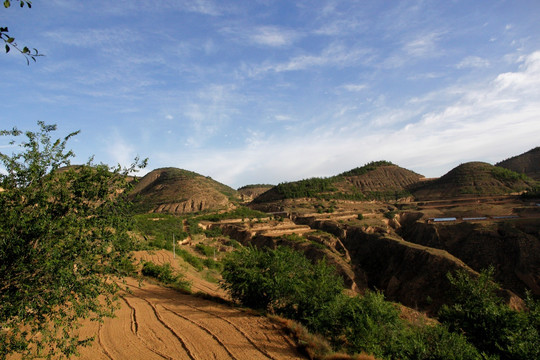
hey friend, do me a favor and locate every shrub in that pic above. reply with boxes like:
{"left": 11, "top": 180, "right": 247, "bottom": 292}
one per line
{"left": 221, "top": 246, "right": 485, "bottom": 360}
{"left": 439, "top": 267, "right": 540, "bottom": 360}
{"left": 204, "top": 226, "right": 223, "bottom": 238}
{"left": 220, "top": 246, "right": 343, "bottom": 319}
{"left": 195, "top": 243, "right": 215, "bottom": 257}
{"left": 141, "top": 261, "right": 191, "bottom": 292}
{"left": 175, "top": 248, "right": 204, "bottom": 271}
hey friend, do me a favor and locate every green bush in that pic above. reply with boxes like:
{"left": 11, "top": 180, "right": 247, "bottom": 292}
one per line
{"left": 220, "top": 246, "right": 485, "bottom": 360}
{"left": 394, "top": 324, "right": 482, "bottom": 360}
{"left": 221, "top": 246, "right": 343, "bottom": 320}
{"left": 133, "top": 213, "right": 188, "bottom": 250}
{"left": 197, "top": 206, "right": 268, "bottom": 221}
{"left": 141, "top": 261, "right": 191, "bottom": 291}
{"left": 175, "top": 248, "right": 204, "bottom": 271}
{"left": 202, "top": 257, "right": 222, "bottom": 271}
{"left": 204, "top": 226, "right": 223, "bottom": 238}
{"left": 439, "top": 267, "right": 540, "bottom": 360}
{"left": 195, "top": 243, "right": 215, "bottom": 257}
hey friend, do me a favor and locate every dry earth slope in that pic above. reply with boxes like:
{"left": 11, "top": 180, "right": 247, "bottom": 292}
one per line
{"left": 71, "top": 250, "right": 306, "bottom": 360}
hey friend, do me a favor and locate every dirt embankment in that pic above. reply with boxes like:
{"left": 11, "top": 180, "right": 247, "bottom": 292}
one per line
{"left": 398, "top": 219, "right": 540, "bottom": 297}
{"left": 341, "top": 227, "right": 473, "bottom": 313}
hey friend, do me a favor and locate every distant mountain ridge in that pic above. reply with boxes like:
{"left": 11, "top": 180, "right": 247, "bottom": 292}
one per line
{"left": 127, "top": 148, "right": 538, "bottom": 214}
{"left": 496, "top": 147, "right": 540, "bottom": 181}
{"left": 412, "top": 162, "right": 535, "bottom": 200}
{"left": 254, "top": 161, "right": 423, "bottom": 203}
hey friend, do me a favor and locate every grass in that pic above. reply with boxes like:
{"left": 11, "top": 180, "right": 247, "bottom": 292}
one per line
{"left": 175, "top": 248, "right": 204, "bottom": 271}
{"left": 141, "top": 261, "right": 191, "bottom": 292}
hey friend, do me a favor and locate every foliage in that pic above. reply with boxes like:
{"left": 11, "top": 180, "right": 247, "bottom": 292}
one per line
{"left": 522, "top": 184, "right": 540, "bottom": 198}
{"left": 141, "top": 261, "right": 191, "bottom": 291}
{"left": 220, "top": 245, "right": 483, "bottom": 360}
{"left": 491, "top": 166, "right": 529, "bottom": 182}
{"left": 185, "top": 216, "right": 204, "bottom": 234}
{"left": 175, "top": 248, "right": 204, "bottom": 271}
{"left": 195, "top": 243, "right": 215, "bottom": 257}
{"left": 203, "top": 226, "right": 223, "bottom": 238}
{"left": 0, "top": 122, "right": 146, "bottom": 358}
{"left": 2, "top": 0, "right": 41, "bottom": 64}
{"left": 197, "top": 206, "right": 268, "bottom": 221}
{"left": 223, "top": 238, "right": 243, "bottom": 249}
{"left": 202, "top": 257, "right": 222, "bottom": 271}
{"left": 133, "top": 213, "right": 188, "bottom": 250}
{"left": 394, "top": 324, "right": 482, "bottom": 360}
{"left": 339, "top": 161, "right": 394, "bottom": 177}
{"left": 273, "top": 177, "right": 337, "bottom": 199}
{"left": 220, "top": 246, "right": 343, "bottom": 324}
{"left": 439, "top": 267, "right": 540, "bottom": 360}
{"left": 237, "top": 184, "right": 274, "bottom": 190}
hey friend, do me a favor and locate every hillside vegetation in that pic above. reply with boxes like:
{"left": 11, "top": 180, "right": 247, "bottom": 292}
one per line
{"left": 254, "top": 161, "right": 423, "bottom": 203}
{"left": 129, "top": 167, "right": 239, "bottom": 214}
{"left": 412, "top": 162, "right": 535, "bottom": 200}
{"left": 497, "top": 146, "right": 540, "bottom": 181}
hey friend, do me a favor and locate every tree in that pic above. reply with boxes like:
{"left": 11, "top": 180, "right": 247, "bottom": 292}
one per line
{"left": 0, "top": 122, "right": 146, "bottom": 358}
{"left": 2, "top": 0, "right": 41, "bottom": 64}
{"left": 220, "top": 245, "right": 344, "bottom": 324}
{"left": 439, "top": 267, "right": 540, "bottom": 359}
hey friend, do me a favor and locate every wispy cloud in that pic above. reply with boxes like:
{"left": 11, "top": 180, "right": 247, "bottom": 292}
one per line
{"left": 246, "top": 43, "right": 373, "bottom": 76}
{"left": 403, "top": 31, "right": 444, "bottom": 57}
{"left": 222, "top": 25, "right": 300, "bottom": 47}
{"left": 157, "top": 50, "right": 540, "bottom": 187}
{"left": 456, "top": 56, "right": 490, "bottom": 69}
{"left": 342, "top": 83, "right": 367, "bottom": 92}
{"left": 249, "top": 26, "right": 300, "bottom": 47}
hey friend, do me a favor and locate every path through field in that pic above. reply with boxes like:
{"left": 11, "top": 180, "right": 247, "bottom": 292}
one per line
{"left": 73, "top": 251, "right": 306, "bottom": 360}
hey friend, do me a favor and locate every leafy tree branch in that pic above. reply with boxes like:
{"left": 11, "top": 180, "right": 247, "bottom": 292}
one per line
{"left": 2, "top": 0, "right": 42, "bottom": 64}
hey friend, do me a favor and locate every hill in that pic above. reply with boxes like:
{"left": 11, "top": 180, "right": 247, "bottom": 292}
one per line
{"left": 129, "top": 167, "right": 238, "bottom": 214}
{"left": 237, "top": 184, "right": 274, "bottom": 202}
{"left": 412, "top": 162, "right": 534, "bottom": 200}
{"left": 496, "top": 147, "right": 540, "bottom": 181}
{"left": 254, "top": 161, "right": 423, "bottom": 203}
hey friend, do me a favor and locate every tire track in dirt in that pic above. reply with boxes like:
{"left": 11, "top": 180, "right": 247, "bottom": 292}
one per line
{"left": 171, "top": 299, "right": 279, "bottom": 360}
{"left": 122, "top": 295, "right": 196, "bottom": 360}
{"left": 70, "top": 249, "right": 305, "bottom": 360}
{"left": 129, "top": 280, "right": 251, "bottom": 360}
{"left": 122, "top": 278, "right": 304, "bottom": 360}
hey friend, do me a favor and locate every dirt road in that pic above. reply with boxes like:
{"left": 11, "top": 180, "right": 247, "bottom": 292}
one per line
{"left": 76, "top": 277, "right": 305, "bottom": 360}
{"left": 73, "top": 249, "right": 305, "bottom": 360}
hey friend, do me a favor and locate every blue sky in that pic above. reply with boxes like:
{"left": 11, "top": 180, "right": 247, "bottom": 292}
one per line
{"left": 1, "top": 0, "right": 540, "bottom": 188}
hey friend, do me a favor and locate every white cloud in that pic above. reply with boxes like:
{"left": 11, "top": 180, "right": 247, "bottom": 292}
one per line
{"left": 157, "top": 50, "right": 540, "bottom": 187}
{"left": 247, "top": 43, "right": 373, "bottom": 76}
{"left": 106, "top": 134, "right": 136, "bottom": 168}
{"left": 249, "top": 26, "right": 299, "bottom": 47}
{"left": 456, "top": 56, "right": 490, "bottom": 69}
{"left": 403, "top": 32, "right": 443, "bottom": 57}
{"left": 342, "top": 83, "right": 367, "bottom": 92}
